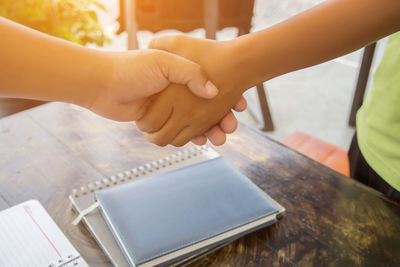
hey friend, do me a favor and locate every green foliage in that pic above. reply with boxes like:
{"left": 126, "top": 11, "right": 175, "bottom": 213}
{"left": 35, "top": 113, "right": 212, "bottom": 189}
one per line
{"left": 0, "top": 0, "right": 110, "bottom": 46}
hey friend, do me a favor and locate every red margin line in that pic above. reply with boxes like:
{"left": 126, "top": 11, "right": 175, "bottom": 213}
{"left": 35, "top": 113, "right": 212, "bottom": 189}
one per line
{"left": 23, "top": 205, "right": 62, "bottom": 257}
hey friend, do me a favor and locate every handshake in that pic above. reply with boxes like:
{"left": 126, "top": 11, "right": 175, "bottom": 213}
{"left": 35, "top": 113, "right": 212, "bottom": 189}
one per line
{"left": 2, "top": 16, "right": 254, "bottom": 148}
{"left": 4, "top": 0, "right": 399, "bottom": 148}
{"left": 89, "top": 35, "right": 250, "bottom": 147}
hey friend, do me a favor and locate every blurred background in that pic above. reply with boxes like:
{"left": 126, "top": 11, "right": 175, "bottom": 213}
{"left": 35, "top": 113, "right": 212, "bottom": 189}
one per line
{"left": 0, "top": 0, "right": 387, "bottom": 150}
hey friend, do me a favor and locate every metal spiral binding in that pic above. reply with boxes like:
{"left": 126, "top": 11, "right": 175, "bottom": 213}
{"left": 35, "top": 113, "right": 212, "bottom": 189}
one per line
{"left": 49, "top": 254, "right": 81, "bottom": 266}
{"left": 71, "top": 146, "right": 210, "bottom": 198}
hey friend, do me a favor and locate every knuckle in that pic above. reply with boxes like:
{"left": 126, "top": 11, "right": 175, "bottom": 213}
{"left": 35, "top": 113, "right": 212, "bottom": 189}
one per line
{"left": 210, "top": 133, "right": 226, "bottom": 146}
{"left": 192, "top": 135, "right": 207, "bottom": 146}
{"left": 169, "top": 35, "right": 188, "bottom": 54}
{"left": 148, "top": 38, "right": 158, "bottom": 49}
{"left": 136, "top": 120, "right": 154, "bottom": 133}
{"left": 135, "top": 120, "right": 147, "bottom": 132}
{"left": 188, "top": 65, "right": 207, "bottom": 83}
{"left": 155, "top": 49, "right": 169, "bottom": 62}
{"left": 150, "top": 36, "right": 169, "bottom": 49}
{"left": 172, "top": 35, "right": 184, "bottom": 45}
{"left": 171, "top": 140, "right": 186, "bottom": 147}
{"left": 193, "top": 64, "right": 203, "bottom": 74}
{"left": 150, "top": 135, "right": 169, "bottom": 147}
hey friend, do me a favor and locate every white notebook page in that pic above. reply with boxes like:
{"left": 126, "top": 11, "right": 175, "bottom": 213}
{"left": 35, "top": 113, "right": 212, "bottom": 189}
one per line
{"left": 0, "top": 199, "right": 87, "bottom": 267}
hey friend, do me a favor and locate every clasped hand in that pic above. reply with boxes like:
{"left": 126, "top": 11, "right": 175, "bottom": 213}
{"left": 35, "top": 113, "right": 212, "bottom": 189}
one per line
{"left": 87, "top": 47, "right": 245, "bottom": 147}
{"left": 135, "top": 36, "right": 247, "bottom": 147}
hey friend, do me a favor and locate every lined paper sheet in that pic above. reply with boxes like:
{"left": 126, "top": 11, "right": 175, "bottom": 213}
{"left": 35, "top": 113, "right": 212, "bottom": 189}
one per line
{"left": 0, "top": 200, "right": 88, "bottom": 267}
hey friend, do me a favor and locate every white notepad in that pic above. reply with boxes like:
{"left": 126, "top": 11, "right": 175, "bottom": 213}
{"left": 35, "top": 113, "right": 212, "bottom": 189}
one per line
{"left": 0, "top": 200, "right": 87, "bottom": 267}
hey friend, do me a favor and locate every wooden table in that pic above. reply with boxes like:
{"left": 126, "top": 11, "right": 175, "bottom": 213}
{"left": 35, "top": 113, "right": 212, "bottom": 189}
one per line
{"left": 0, "top": 102, "right": 399, "bottom": 266}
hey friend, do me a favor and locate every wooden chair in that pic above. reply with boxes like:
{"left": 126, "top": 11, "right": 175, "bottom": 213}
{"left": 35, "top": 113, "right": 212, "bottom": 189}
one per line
{"left": 117, "top": 0, "right": 274, "bottom": 131}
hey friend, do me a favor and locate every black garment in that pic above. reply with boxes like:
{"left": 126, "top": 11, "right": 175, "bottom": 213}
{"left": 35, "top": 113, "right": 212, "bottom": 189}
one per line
{"left": 348, "top": 134, "right": 400, "bottom": 202}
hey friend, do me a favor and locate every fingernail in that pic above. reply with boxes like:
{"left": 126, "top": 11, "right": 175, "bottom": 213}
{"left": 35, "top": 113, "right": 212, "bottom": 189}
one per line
{"left": 205, "top": 81, "right": 219, "bottom": 97}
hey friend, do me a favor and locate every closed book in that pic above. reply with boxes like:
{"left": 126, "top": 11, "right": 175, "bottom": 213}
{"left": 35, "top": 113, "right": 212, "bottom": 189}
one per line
{"left": 96, "top": 156, "right": 284, "bottom": 267}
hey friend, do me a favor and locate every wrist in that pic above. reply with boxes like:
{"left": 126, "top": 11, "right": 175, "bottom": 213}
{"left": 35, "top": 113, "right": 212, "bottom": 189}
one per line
{"left": 73, "top": 48, "right": 114, "bottom": 109}
{"left": 228, "top": 34, "right": 276, "bottom": 91}
{"left": 211, "top": 40, "right": 249, "bottom": 95}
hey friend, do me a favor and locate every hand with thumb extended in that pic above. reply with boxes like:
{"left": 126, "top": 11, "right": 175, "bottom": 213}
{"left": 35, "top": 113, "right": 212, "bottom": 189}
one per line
{"left": 135, "top": 35, "right": 247, "bottom": 146}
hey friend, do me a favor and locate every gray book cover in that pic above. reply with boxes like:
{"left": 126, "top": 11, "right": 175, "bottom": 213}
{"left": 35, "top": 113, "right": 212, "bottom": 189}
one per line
{"left": 96, "top": 156, "right": 283, "bottom": 267}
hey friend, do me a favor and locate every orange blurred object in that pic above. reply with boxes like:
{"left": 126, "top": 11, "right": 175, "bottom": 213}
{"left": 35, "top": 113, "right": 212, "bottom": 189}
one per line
{"left": 283, "top": 131, "right": 350, "bottom": 176}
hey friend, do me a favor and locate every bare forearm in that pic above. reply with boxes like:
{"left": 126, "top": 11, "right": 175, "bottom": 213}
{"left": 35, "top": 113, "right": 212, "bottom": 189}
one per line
{"left": 231, "top": 0, "right": 400, "bottom": 90}
{"left": 0, "top": 16, "right": 108, "bottom": 107}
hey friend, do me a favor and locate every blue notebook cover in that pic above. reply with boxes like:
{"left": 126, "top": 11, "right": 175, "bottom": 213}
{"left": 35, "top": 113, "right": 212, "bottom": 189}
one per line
{"left": 96, "top": 156, "right": 282, "bottom": 267}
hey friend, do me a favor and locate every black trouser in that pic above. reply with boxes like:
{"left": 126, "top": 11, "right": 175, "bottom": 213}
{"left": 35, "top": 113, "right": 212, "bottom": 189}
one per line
{"left": 348, "top": 134, "right": 400, "bottom": 202}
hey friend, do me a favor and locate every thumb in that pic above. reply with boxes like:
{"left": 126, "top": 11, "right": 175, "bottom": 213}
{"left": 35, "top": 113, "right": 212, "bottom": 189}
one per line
{"left": 156, "top": 50, "right": 218, "bottom": 99}
{"left": 149, "top": 35, "right": 181, "bottom": 53}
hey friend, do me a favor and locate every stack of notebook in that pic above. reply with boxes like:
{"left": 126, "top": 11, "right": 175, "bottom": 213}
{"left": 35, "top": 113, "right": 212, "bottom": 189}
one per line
{"left": 70, "top": 146, "right": 284, "bottom": 266}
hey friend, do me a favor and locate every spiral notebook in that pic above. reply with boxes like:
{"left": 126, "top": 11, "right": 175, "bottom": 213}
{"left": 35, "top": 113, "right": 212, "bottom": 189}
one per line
{"left": 69, "top": 146, "right": 284, "bottom": 266}
{"left": 0, "top": 200, "right": 87, "bottom": 267}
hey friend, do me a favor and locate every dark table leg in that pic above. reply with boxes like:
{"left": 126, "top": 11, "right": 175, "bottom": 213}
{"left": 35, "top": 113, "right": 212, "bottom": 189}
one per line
{"left": 256, "top": 83, "right": 274, "bottom": 131}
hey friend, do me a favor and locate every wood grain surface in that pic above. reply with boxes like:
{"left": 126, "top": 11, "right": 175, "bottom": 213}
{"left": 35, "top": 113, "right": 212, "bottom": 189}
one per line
{"left": 0, "top": 102, "right": 399, "bottom": 266}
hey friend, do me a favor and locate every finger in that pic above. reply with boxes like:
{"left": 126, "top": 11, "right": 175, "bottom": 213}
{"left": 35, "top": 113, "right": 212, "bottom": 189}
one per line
{"left": 135, "top": 95, "right": 172, "bottom": 133}
{"left": 144, "top": 113, "right": 185, "bottom": 147}
{"left": 149, "top": 35, "right": 183, "bottom": 52}
{"left": 219, "top": 111, "right": 238, "bottom": 134}
{"left": 148, "top": 109, "right": 211, "bottom": 147}
{"left": 191, "top": 135, "right": 207, "bottom": 146}
{"left": 168, "top": 113, "right": 230, "bottom": 147}
{"left": 233, "top": 96, "right": 247, "bottom": 112}
{"left": 171, "top": 122, "right": 219, "bottom": 147}
{"left": 205, "top": 125, "right": 227, "bottom": 146}
{"left": 170, "top": 126, "right": 202, "bottom": 147}
{"left": 156, "top": 51, "right": 218, "bottom": 99}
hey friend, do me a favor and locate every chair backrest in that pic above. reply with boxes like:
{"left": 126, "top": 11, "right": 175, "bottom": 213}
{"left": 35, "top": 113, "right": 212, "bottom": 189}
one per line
{"left": 117, "top": 0, "right": 255, "bottom": 34}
